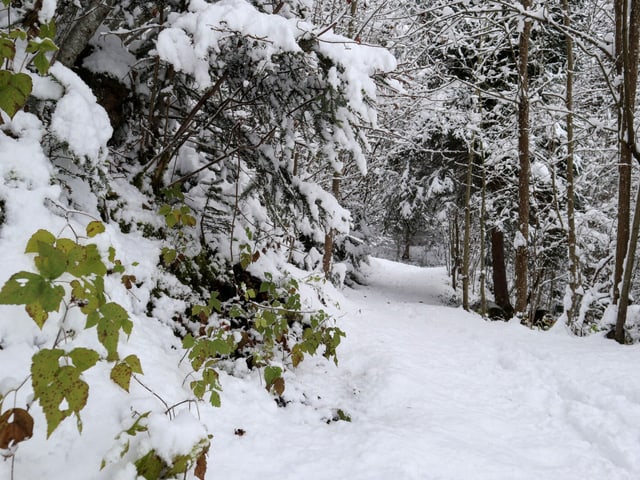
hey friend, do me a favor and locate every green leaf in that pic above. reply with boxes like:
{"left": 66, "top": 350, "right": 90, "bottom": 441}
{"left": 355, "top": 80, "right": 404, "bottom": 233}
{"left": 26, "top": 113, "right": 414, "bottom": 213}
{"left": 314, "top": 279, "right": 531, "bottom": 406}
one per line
{"left": 71, "top": 278, "right": 103, "bottom": 315}
{"left": 96, "top": 302, "right": 132, "bottom": 361}
{"left": 135, "top": 450, "right": 165, "bottom": 480}
{"left": 27, "top": 38, "right": 57, "bottom": 54}
{"left": 39, "top": 20, "right": 57, "bottom": 40}
{"left": 0, "top": 37, "right": 15, "bottom": 61}
{"left": 57, "top": 365, "right": 89, "bottom": 413}
{"left": 8, "top": 31, "right": 26, "bottom": 41}
{"left": 183, "top": 214, "right": 197, "bottom": 227}
{"left": 158, "top": 204, "right": 172, "bottom": 216}
{"left": 291, "top": 344, "right": 304, "bottom": 367}
{"left": 210, "top": 338, "right": 231, "bottom": 356}
{"left": 110, "top": 361, "right": 133, "bottom": 392}
{"left": 86, "top": 221, "right": 105, "bottom": 238}
{"left": 31, "top": 349, "right": 90, "bottom": 437}
{"left": 25, "top": 229, "right": 56, "bottom": 253}
{"left": 25, "top": 303, "right": 49, "bottom": 328}
{"left": 0, "top": 70, "right": 32, "bottom": 119}
{"left": 85, "top": 310, "right": 99, "bottom": 329}
{"left": 123, "top": 354, "right": 143, "bottom": 374}
{"left": 264, "top": 366, "right": 282, "bottom": 387}
{"left": 240, "top": 253, "right": 251, "bottom": 270}
{"left": 191, "top": 380, "right": 205, "bottom": 399}
{"left": 34, "top": 241, "right": 68, "bottom": 280}
{"left": 165, "top": 211, "right": 178, "bottom": 228}
{"left": 209, "top": 390, "right": 221, "bottom": 407}
{"left": 97, "top": 319, "right": 119, "bottom": 361}
{"left": 182, "top": 333, "right": 195, "bottom": 349}
{"left": 161, "top": 247, "right": 177, "bottom": 266}
{"left": 0, "top": 271, "right": 43, "bottom": 305}
{"left": 124, "top": 412, "right": 150, "bottom": 435}
{"left": 68, "top": 348, "right": 99, "bottom": 372}
{"left": 192, "top": 304, "right": 210, "bottom": 320}
{"left": 32, "top": 51, "right": 50, "bottom": 76}
{"left": 0, "top": 271, "right": 64, "bottom": 328}
{"left": 66, "top": 244, "right": 107, "bottom": 277}
{"left": 167, "top": 455, "right": 190, "bottom": 476}
{"left": 31, "top": 349, "right": 65, "bottom": 397}
{"left": 208, "top": 292, "right": 222, "bottom": 313}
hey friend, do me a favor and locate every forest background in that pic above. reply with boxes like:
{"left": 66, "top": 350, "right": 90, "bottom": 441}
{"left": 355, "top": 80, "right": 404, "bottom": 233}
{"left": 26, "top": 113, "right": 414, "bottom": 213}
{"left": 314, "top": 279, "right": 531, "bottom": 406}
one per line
{"left": 1, "top": 0, "right": 640, "bottom": 478}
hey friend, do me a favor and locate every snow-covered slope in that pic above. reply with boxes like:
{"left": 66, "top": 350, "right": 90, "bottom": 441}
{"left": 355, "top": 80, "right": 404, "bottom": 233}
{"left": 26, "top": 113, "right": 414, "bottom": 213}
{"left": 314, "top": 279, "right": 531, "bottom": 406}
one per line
{"left": 4, "top": 256, "right": 640, "bottom": 479}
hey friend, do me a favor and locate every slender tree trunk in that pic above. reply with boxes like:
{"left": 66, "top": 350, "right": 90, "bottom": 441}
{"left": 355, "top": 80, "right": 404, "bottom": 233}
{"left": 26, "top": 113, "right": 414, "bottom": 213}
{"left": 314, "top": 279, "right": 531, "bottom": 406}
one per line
{"left": 615, "top": 0, "right": 640, "bottom": 343}
{"left": 322, "top": 174, "right": 341, "bottom": 279}
{"left": 462, "top": 141, "right": 474, "bottom": 310}
{"left": 479, "top": 156, "right": 487, "bottom": 317}
{"left": 614, "top": 0, "right": 632, "bottom": 306}
{"left": 402, "top": 228, "right": 411, "bottom": 261}
{"left": 451, "top": 211, "right": 460, "bottom": 289}
{"left": 562, "top": 0, "right": 582, "bottom": 326}
{"left": 491, "top": 227, "right": 512, "bottom": 316}
{"left": 617, "top": 183, "right": 640, "bottom": 343}
{"left": 515, "top": 0, "right": 532, "bottom": 316}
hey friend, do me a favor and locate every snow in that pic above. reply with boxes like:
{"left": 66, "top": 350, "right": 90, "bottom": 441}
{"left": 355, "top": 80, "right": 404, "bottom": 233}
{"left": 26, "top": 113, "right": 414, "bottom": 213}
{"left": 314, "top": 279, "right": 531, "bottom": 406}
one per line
{"left": 82, "top": 27, "right": 138, "bottom": 80}
{"left": 514, "top": 230, "right": 527, "bottom": 248}
{"left": 38, "top": 0, "right": 57, "bottom": 23}
{"left": 49, "top": 63, "right": 113, "bottom": 162}
{"left": 3, "top": 237, "right": 640, "bottom": 479}
{"left": 194, "top": 258, "right": 640, "bottom": 479}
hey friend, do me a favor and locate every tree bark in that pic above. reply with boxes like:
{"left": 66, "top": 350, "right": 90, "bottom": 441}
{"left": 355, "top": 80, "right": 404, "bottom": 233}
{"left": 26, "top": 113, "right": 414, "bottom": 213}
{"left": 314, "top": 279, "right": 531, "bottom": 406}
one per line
{"left": 562, "top": 0, "right": 582, "bottom": 326}
{"left": 479, "top": 155, "right": 487, "bottom": 317}
{"left": 515, "top": 0, "right": 532, "bottom": 316}
{"left": 54, "top": 0, "right": 118, "bottom": 68}
{"left": 613, "top": 0, "right": 632, "bottom": 306}
{"left": 491, "top": 227, "right": 512, "bottom": 316}
{"left": 614, "top": 0, "right": 640, "bottom": 343}
{"left": 322, "top": 174, "right": 341, "bottom": 279}
{"left": 451, "top": 211, "right": 460, "bottom": 289}
{"left": 462, "top": 141, "right": 474, "bottom": 310}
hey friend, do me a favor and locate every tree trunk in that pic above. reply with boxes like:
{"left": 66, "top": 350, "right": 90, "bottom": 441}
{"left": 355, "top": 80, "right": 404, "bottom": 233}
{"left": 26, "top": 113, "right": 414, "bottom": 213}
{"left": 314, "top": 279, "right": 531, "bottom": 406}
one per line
{"left": 491, "top": 227, "right": 512, "bottom": 317}
{"left": 613, "top": 0, "right": 632, "bottom": 306}
{"left": 562, "top": 0, "right": 582, "bottom": 326}
{"left": 402, "top": 230, "right": 411, "bottom": 261}
{"left": 515, "top": 0, "right": 532, "bottom": 316}
{"left": 322, "top": 174, "right": 341, "bottom": 279}
{"left": 462, "top": 142, "right": 474, "bottom": 310}
{"left": 451, "top": 211, "right": 460, "bottom": 289}
{"left": 614, "top": 0, "right": 640, "bottom": 343}
{"left": 479, "top": 155, "right": 487, "bottom": 317}
{"left": 54, "top": 0, "right": 118, "bottom": 68}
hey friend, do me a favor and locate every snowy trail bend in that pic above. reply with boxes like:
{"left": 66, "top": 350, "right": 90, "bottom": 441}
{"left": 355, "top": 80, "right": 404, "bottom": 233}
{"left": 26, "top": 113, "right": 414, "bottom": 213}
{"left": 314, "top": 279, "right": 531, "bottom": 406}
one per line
{"left": 210, "top": 258, "right": 640, "bottom": 480}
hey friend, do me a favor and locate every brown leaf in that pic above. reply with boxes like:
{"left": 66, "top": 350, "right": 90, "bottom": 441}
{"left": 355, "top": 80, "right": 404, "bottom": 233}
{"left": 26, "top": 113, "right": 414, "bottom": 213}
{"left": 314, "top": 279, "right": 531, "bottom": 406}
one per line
{"left": 0, "top": 408, "right": 34, "bottom": 449}
{"left": 194, "top": 446, "right": 208, "bottom": 480}
{"left": 273, "top": 377, "right": 285, "bottom": 396}
{"left": 121, "top": 275, "right": 136, "bottom": 290}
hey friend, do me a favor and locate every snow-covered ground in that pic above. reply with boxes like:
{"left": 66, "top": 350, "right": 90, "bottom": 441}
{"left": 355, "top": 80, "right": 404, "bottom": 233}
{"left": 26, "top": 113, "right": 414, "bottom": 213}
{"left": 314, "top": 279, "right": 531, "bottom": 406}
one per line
{"left": 200, "top": 258, "right": 640, "bottom": 480}
{"left": 4, "top": 256, "right": 640, "bottom": 479}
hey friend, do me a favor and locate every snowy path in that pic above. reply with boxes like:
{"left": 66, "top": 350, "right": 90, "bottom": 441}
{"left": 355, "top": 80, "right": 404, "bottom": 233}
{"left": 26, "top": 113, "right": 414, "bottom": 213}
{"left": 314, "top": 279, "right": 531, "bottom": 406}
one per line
{"left": 208, "top": 258, "right": 640, "bottom": 479}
